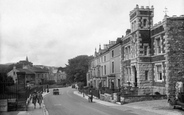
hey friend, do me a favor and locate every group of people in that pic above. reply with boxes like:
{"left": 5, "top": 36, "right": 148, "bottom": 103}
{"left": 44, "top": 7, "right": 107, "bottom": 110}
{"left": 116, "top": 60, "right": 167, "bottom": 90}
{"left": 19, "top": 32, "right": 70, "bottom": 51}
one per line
{"left": 31, "top": 90, "right": 43, "bottom": 109}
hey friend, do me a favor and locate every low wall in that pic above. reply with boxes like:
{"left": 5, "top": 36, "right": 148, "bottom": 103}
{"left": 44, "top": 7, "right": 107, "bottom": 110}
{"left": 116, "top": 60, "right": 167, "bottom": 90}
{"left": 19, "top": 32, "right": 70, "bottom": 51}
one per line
{"left": 100, "top": 93, "right": 112, "bottom": 102}
{"left": 120, "top": 95, "right": 167, "bottom": 104}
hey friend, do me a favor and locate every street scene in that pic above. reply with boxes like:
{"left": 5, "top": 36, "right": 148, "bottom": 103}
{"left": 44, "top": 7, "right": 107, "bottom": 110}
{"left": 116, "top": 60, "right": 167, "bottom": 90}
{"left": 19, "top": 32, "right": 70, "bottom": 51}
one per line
{"left": 0, "top": 0, "right": 184, "bottom": 115}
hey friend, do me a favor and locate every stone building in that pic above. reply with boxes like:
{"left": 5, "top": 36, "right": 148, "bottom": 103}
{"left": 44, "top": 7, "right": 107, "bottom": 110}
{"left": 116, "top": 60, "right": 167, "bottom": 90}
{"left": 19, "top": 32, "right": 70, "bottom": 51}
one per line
{"left": 121, "top": 5, "right": 184, "bottom": 95}
{"left": 57, "top": 67, "right": 67, "bottom": 82}
{"left": 87, "top": 5, "right": 184, "bottom": 96}
{"left": 7, "top": 57, "right": 49, "bottom": 86}
{"left": 87, "top": 40, "right": 122, "bottom": 89}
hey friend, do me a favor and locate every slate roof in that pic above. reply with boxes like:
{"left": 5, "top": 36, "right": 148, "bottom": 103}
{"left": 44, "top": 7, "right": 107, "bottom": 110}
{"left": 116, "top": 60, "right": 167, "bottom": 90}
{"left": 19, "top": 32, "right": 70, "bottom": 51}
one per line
{"left": 30, "top": 67, "right": 49, "bottom": 73}
{"left": 17, "top": 68, "right": 35, "bottom": 75}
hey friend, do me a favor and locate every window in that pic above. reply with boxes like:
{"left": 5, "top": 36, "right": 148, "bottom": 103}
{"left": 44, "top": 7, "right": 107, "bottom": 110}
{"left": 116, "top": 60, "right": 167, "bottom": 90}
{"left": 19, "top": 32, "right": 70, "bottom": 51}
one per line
{"left": 155, "top": 37, "right": 162, "bottom": 54}
{"left": 128, "top": 46, "right": 131, "bottom": 59}
{"left": 144, "top": 46, "right": 148, "bottom": 56}
{"left": 104, "top": 65, "right": 106, "bottom": 75}
{"left": 118, "top": 79, "right": 120, "bottom": 88}
{"left": 145, "top": 70, "right": 149, "bottom": 80}
{"left": 104, "top": 56, "right": 106, "bottom": 62}
{"left": 143, "top": 19, "right": 147, "bottom": 27}
{"left": 101, "top": 66, "right": 103, "bottom": 76}
{"left": 125, "top": 46, "right": 131, "bottom": 60}
{"left": 112, "top": 62, "right": 114, "bottom": 73}
{"left": 156, "top": 65, "right": 163, "bottom": 81}
{"left": 134, "top": 21, "right": 136, "bottom": 30}
{"left": 126, "top": 67, "right": 131, "bottom": 82}
{"left": 125, "top": 47, "right": 128, "bottom": 59}
{"left": 112, "top": 50, "right": 114, "bottom": 57}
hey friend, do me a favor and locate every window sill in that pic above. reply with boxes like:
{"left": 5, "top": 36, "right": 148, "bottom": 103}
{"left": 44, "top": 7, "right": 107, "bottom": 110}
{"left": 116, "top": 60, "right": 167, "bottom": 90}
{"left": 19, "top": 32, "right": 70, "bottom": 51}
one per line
{"left": 156, "top": 80, "right": 164, "bottom": 82}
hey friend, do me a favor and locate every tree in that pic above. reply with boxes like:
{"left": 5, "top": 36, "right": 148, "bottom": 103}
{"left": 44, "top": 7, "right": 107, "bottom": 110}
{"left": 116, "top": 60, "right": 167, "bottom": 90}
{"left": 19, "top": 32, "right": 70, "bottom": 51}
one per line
{"left": 65, "top": 55, "right": 93, "bottom": 85}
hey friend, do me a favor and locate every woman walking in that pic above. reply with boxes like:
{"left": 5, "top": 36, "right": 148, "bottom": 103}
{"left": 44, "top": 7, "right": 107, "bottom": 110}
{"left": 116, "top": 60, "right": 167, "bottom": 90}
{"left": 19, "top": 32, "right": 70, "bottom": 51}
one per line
{"left": 32, "top": 90, "right": 38, "bottom": 109}
{"left": 37, "top": 91, "right": 43, "bottom": 108}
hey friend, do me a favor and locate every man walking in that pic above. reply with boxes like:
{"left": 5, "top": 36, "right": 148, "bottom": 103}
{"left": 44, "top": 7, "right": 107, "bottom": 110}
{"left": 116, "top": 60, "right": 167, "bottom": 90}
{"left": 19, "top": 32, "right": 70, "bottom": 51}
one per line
{"left": 88, "top": 86, "right": 93, "bottom": 102}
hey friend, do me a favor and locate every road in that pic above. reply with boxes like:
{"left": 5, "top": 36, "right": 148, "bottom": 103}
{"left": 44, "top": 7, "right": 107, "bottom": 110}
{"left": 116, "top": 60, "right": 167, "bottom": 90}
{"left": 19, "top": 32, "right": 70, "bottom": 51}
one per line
{"left": 44, "top": 87, "right": 160, "bottom": 115}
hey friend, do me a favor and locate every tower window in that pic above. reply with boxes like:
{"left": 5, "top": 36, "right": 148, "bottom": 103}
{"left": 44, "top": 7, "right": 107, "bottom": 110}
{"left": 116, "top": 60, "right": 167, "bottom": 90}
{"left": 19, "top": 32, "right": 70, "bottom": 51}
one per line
{"left": 144, "top": 46, "right": 148, "bottom": 55}
{"left": 134, "top": 21, "right": 136, "bottom": 30}
{"left": 143, "top": 19, "right": 147, "bottom": 27}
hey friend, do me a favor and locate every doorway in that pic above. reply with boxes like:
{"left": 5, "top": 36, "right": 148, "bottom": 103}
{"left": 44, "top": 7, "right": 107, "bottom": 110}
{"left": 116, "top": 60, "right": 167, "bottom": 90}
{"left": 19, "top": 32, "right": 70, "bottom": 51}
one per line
{"left": 132, "top": 66, "right": 137, "bottom": 87}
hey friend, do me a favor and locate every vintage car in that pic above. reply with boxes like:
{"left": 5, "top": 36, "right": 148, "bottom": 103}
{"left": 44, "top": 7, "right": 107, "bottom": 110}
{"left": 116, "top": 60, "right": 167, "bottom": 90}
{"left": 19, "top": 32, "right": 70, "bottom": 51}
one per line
{"left": 53, "top": 88, "right": 59, "bottom": 95}
{"left": 168, "top": 81, "right": 184, "bottom": 109}
{"left": 72, "top": 84, "right": 75, "bottom": 88}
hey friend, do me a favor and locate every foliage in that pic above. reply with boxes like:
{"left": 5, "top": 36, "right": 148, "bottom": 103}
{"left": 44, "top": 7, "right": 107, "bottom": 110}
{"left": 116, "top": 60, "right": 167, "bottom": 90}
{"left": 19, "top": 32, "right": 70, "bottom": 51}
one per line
{"left": 57, "top": 79, "right": 67, "bottom": 86}
{"left": 44, "top": 80, "right": 56, "bottom": 85}
{"left": 77, "top": 82, "right": 85, "bottom": 89}
{"left": 0, "top": 64, "right": 14, "bottom": 73}
{"left": 0, "top": 73, "right": 14, "bottom": 86}
{"left": 65, "top": 55, "right": 93, "bottom": 85}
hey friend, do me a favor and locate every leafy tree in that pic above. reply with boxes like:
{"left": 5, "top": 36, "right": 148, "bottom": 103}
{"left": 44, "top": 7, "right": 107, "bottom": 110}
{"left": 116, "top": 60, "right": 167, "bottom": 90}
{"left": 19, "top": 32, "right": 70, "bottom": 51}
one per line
{"left": 65, "top": 55, "right": 93, "bottom": 85}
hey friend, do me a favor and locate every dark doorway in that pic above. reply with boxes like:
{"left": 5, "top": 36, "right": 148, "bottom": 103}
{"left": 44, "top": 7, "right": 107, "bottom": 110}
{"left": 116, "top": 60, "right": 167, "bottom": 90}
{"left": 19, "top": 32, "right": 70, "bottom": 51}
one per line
{"left": 132, "top": 66, "right": 137, "bottom": 87}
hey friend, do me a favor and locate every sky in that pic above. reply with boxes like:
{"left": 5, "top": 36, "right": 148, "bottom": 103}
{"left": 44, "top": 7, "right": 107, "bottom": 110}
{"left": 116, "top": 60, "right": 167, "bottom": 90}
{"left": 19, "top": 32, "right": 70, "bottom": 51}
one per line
{"left": 0, "top": 0, "right": 183, "bottom": 67}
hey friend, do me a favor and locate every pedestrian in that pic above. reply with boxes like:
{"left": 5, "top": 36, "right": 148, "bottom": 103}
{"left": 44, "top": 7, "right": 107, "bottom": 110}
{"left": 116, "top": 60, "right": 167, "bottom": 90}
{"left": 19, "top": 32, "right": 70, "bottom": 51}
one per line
{"left": 37, "top": 91, "right": 43, "bottom": 108}
{"left": 88, "top": 86, "right": 93, "bottom": 102}
{"left": 32, "top": 90, "right": 38, "bottom": 109}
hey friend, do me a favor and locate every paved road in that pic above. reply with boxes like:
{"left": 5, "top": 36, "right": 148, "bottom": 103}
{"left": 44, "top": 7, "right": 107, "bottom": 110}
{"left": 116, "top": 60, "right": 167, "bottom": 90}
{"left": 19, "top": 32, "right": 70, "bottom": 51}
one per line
{"left": 44, "top": 87, "right": 160, "bottom": 115}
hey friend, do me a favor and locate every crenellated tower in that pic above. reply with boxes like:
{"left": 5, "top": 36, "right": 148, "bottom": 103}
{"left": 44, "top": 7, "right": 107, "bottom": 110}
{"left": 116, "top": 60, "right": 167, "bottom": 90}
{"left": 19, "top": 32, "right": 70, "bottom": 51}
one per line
{"left": 130, "top": 4, "right": 154, "bottom": 32}
{"left": 128, "top": 5, "right": 155, "bottom": 94}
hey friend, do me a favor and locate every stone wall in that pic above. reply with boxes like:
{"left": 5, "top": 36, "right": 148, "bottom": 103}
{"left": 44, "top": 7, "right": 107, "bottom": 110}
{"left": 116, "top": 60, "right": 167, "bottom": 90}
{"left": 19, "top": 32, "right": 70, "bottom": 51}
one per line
{"left": 152, "top": 86, "right": 166, "bottom": 95}
{"left": 138, "top": 63, "right": 153, "bottom": 95}
{"left": 165, "top": 17, "right": 184, "bottom": 97}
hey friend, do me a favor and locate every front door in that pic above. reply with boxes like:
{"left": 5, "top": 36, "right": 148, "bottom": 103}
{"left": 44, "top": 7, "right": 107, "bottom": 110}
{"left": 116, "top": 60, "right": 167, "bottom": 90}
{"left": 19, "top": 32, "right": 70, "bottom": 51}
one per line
{"left": 132, "top": 66, "right": 137, "bottom": 87}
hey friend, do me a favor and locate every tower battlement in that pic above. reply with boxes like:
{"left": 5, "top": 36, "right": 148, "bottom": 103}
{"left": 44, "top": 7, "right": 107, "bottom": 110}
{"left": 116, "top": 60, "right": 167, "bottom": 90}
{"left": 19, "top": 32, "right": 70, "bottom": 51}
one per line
{"left": 152, "top": 15, "right": 184, "bottom": 29}
{"left": 130, "top": 4, "right": 154, "bottom": 22}
{"left": 130, "top": 5, "right": 154, "bottom": 13}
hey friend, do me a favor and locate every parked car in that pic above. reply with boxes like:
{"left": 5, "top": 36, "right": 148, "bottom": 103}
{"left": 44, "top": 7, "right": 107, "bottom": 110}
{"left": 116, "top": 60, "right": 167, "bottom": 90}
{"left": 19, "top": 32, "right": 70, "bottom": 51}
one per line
{"left": 53, "top": 88, "right": 59, "bottom": 95}
{"left": 72, "top": 84, "right": 75, "bottom": 88}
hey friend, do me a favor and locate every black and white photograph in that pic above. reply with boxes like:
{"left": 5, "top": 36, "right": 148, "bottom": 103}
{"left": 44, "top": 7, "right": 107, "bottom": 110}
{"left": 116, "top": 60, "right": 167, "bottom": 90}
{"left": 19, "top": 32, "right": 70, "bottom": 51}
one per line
{"left": 0, "top": 0, "right": 184, "bottom": 115}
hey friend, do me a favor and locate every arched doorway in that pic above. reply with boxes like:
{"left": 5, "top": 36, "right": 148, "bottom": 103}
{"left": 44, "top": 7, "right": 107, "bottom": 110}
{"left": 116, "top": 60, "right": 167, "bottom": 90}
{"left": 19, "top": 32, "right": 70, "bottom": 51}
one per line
{"left": 132, "top": 66, "right": 137, "bottom": 87}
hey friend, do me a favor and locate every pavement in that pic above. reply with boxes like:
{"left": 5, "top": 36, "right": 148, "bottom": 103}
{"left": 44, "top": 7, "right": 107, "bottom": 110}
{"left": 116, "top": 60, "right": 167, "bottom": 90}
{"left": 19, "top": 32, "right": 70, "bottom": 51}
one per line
{"left": 0, "top": 92, "right": 49, "bottom": 115}
{"left": 74, "top": 91, "right": 184, "bottom": 115}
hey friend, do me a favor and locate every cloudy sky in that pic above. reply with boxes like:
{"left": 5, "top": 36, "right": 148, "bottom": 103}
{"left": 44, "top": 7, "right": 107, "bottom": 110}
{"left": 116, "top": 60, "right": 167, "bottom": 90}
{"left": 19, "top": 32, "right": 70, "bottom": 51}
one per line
{"left": 0, "top": 0, "right": 183, "bottom": 67}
